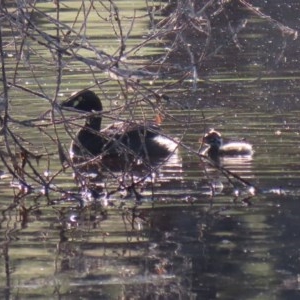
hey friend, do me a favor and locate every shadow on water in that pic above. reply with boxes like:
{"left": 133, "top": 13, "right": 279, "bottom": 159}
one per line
{"left": 1, "top": 0, "right": 300, "bottom": 299}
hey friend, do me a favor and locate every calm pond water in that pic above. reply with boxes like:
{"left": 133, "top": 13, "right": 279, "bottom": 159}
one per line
{"left": 1, "top": 1, "right": 300, "bottom": 299}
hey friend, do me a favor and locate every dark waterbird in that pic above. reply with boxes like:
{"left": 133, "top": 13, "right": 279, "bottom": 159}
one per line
{"left": 60, "top": 89, "right": 178, "bottom": 166}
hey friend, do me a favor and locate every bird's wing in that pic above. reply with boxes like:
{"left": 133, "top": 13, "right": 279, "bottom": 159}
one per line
{"left": 101, "top": 121, "right": 161, "bottom": 137}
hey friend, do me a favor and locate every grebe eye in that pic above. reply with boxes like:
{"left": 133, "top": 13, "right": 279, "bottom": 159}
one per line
{"left": 213, "top": 138, "right": 221, "bottom": 146}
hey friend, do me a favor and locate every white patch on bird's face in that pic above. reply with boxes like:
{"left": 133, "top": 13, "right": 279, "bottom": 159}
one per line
{"left": 70, "top": 148, "right": 75, "bottom": 159}
{"left": 73, "top": 100, "right": 79, "bottom": 107}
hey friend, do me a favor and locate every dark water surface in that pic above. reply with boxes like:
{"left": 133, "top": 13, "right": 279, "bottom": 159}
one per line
{"left": 1, "top": 1, "right": 300, "bottom": 299}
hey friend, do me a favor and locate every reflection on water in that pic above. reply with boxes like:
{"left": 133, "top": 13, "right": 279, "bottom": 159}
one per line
{"left": 68, "top": 149, "right": 183, "bottom": 204}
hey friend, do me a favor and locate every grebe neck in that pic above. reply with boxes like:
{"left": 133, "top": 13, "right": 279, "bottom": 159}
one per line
{"left": 86, "top": 116, "right": 102, "bottom": 131}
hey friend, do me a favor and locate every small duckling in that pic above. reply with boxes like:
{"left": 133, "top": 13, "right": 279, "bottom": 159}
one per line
{"left": 200, "top": 129, "right": 253, "bottom": 161}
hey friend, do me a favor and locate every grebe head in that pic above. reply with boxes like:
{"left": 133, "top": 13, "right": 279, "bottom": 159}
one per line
{"left": 202, "top": 130, "right": 223, "bottom": 149}
{"left": 61, "top": 90, "right": 103, "bottom": 112}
